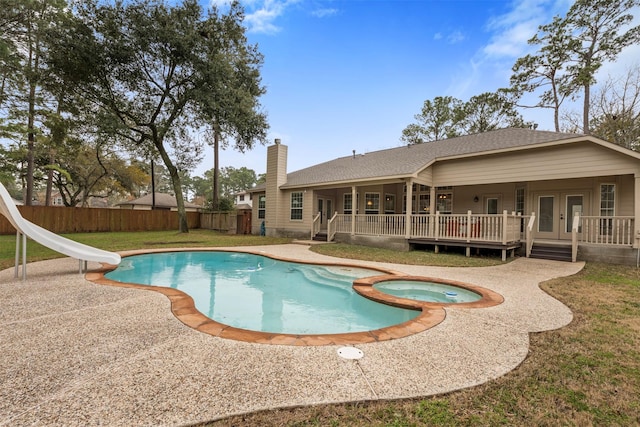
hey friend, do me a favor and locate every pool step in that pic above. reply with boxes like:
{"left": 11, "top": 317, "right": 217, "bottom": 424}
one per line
{"left": 295, "top": 267, "right": 355, "bottom": 291}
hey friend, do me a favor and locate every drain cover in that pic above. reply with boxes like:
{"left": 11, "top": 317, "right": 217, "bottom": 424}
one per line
{"left": 337, "top": 346, "right": 364, "bottom": 359}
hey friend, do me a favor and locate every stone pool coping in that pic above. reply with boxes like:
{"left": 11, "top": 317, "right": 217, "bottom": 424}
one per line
{"left": 88, "top": 248, "right": 504, "bottom": 346}
{"left": 0, "top": 244, "right": 584, "bottom": 426}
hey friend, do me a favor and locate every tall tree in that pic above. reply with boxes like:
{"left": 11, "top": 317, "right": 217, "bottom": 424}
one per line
{"left": 510, "top": 16, "right": 576, "bottom": 131}
{"left": 0, "top": 0, "right": 23, "bottom": 110}
{"left": 401, "top": 96, "right": 463, "bottom": 144}
{"left": 458, "top": 92, "right": 531, "bottom": 134}
{"left": 50, "top": 0, "right": 268, "bottom": 232}
{"left": 0, "top": 0, "right": 68, "bottom": 204}
{"left": 197, "top": 4, "right": 268, "bottom": 209}
{"left": 564, "top": 0, "right": 640, "bottom": 134}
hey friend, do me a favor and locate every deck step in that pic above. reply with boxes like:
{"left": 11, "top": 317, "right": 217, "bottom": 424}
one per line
{"left": 530, "top": 243, "right": 572, "bottom": 262}
{"left": 312, "top": 232, "right": 328, "bottom": 242}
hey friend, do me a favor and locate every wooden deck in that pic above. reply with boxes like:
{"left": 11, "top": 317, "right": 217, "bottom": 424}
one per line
{"left": 408, "top": 237, "right": 522, "bottom": 261}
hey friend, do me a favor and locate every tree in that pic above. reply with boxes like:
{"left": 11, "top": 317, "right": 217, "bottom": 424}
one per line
{"left": 510, "top": 16, "right": 576, "bottom": 131}
{"left": 401, "top": 96, "right": 463, "bottom": 144}
{"left": 0, "top": 0, "right": 68, "bottom": 204}
{"left": 458, "top": 92, "right": 531, "bottom": 134}
{"left": 0, "top": 0, "right": 23, "bottom": 110}
{"left": 193, "top": 166, "right": 259, "bottom": 209}
{"left": 49, "top": 0, "right": 268, "bottom": 232}
{"left": 564, "top": 0, "right": 640, "bottom": 134}
{"left": 402, "top": 92, "right": 530, "bottom": 143}
{"left": 590, "top": 67, "right": 640, "bottom": 150}
{"left": 196, "top": 4, "right": 268, "bottom": 209}
{"left": 219, "top": 166, "right": 258, "bottom": 199}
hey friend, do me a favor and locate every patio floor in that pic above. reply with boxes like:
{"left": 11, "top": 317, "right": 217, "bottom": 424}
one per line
{"left": 0, "top": 244, "right": 583, "bottom": 426}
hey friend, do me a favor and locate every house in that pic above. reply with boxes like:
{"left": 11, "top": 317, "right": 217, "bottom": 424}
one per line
{"left": 233, "top": 190, "right": 253, "bottom": 208}
{"left": 250, "top": 129, "right": 640, "bottom": 265}
{"left": 117, "top": 193, "right": 201, "bottom": 212}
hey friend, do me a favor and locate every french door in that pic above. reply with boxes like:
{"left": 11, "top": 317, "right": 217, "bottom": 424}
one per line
{"left": 536, "top": 192, "right": 587, "bottom": 240}
{"left": 317, "top": 198, "right": 334, "bottom": 230}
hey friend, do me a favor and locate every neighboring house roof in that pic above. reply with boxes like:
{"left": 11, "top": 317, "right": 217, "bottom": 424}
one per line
{"left": 236, "top": 203, "right": 252, "bottom": 210}
{"left": 280, "top": 128, "right": 590, "bottom": 189}
{"left": 118, "top": 193, "right": 200, "bottom": 209}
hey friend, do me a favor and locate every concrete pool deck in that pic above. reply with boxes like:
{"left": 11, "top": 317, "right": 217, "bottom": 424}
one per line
{"left": 0, "top": 244, "right": 584, "bottom": 426}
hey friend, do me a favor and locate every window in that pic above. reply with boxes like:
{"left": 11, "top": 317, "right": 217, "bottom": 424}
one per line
{"left": 258, "top": 195, "right": 266, "bottom": 219}
{"left": 402, "top": 195, "right": 416, "bottom": 214}
{"left": 365, "top": 193, "right": 379, "bottom": 214}
{"left": 343, "top": 193, "right": 352, "bottom": 214}
{"left": 384, "top": 194, "right": 395, "bottom": 214}
{"left": 600, "top": 184, "right": 615, "bottom": 216}
{"left": 515, "top": 188, "right": 524, "bottom": 215}
{"left": 290, "top": 192, "right": 303, "bottom": 220}
{"left": 436, "top": 192, "right": 452, "bottom": 213}
{"left": 515, "top": 188, "right": 525, "bottom": 231}
{"left": 486, "top": 197, "right": 498, "bottom": 215}
{"left": 239, "top": 194, "right": 245, "bottom": 201}
{"left": 418, "top": 194, "right": 430, "bottom": 214}
{"left": 600, "top": 184, "right": 615, "bottom": 235}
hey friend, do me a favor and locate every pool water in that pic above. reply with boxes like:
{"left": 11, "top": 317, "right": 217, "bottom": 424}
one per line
{"left": 374, "top": 280, "right": 481, "bottom": 303}
{"left": 105, "top": 251, "right": 420, "bottom": 335}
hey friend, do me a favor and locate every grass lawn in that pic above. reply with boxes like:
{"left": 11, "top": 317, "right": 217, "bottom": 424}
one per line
{"left": 1, "top": 231, "right": 639, "bottom": 425}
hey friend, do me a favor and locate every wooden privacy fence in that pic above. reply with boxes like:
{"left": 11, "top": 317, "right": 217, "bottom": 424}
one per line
{"left": 200, "top": 212, "right": 237, "bottom": 233}
{"left": 0, "top": 206, "right": 201, "bottom": 234}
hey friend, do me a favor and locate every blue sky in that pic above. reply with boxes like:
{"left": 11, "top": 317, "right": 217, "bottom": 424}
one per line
{"left": 198, "top": 0, "right": 639, "bottom": 178}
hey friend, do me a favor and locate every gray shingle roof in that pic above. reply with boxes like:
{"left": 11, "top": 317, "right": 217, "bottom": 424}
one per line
{"left": 281, "top": 128, "right": 583, "bottom": 188}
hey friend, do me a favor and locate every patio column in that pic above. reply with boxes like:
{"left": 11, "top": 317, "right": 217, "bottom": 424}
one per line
{"left": 634, "top": 173, "right": 640, "bottom": 249}
{"left": 430, "top": 185, "right": 436, "bottom": 237}
{"left": 351, "top": 185, "right": 356, "bottom": 236}
{"left": 405, "top": 180, "right": 413, "bottom": 238}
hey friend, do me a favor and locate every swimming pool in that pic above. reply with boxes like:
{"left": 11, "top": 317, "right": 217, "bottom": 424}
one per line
{"left": 105, "top": 251, "right": 420, "bottom": 334}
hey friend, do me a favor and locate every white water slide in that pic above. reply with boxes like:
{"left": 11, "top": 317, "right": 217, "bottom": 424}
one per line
{"left": 0, "top": 183, "right": 121, "bottom": 280}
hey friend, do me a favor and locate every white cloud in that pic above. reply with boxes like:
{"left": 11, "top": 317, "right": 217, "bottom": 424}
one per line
{"left": 245, "top": 0, "right": 301, "bottom": 34}
{"left": 481, "top": 0, "right": 575, "bottom": 60}
{"left": 208, "top": 0, "right": 300, "bottom": 34}
{"left": 447, "top": 30, "right": 465, "bottom": 44}
{"left": 312, "top": 8, "right": 338, "bottom": 18}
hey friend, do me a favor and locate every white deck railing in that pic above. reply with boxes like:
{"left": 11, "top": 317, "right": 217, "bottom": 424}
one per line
{"left": 311, "top": 211, "right": 321, "bottom": 240}
{"left": 578, "top": 216, "right": 635, "bottom": 246}
{"left": 327, "top": 211, "right": 338, "bottom": 242}
{"left": 329, "top": 212, "right": 636, "bottom": 251}
{"left": 334, "top": 211, "right": 523, "bottom": 243}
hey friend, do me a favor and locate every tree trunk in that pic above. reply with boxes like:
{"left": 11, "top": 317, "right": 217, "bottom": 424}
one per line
{"left": 26, "top": 81, "right": 36, "bottom": 205}
{"left": 213, "top": 129, "right": 220, "bottom": 210}
{"left": 583, "top": 82, "right": 591, "bottom": 135}
{"left": 45, "top": 151, "right": 54, "bottom": 206}
{"left": 156, "top": 142, "right": 189, "bottom": 233}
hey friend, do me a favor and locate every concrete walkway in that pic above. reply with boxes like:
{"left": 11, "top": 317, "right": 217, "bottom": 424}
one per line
{"left": 0, "top": 245, "right": 584, "bottom": 426}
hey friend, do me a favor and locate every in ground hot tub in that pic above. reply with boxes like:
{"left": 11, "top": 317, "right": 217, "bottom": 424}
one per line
{"left": 373, "top": 279, "right": 482, "bottom": 303}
